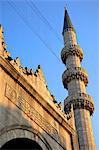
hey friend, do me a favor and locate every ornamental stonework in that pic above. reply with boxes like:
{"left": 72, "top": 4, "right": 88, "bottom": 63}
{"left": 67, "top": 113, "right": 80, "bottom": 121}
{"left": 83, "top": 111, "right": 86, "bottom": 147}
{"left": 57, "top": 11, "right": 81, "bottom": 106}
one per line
{"left": 64, "top": 93, "right": 94, "bottom": 115}
{"left": 62, "top": 67, "right": 88, "bottom": 89}
{"left": 61, "top": 44, "right": 83, "bottom": 64}
{"left": 61, "top": 8, "right": 95, "bottom": 150}
{"left": 5, "top": 83, "right": 66, "bottom": 148}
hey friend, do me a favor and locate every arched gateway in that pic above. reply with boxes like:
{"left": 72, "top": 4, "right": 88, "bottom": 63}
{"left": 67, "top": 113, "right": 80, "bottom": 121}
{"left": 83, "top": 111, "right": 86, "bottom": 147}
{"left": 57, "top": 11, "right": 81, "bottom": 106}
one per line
{"left": 1, "top": 138, "right": 42, "bottom": 150}
{"left": 0, "top": 126, "right": 52, "bottom": 150}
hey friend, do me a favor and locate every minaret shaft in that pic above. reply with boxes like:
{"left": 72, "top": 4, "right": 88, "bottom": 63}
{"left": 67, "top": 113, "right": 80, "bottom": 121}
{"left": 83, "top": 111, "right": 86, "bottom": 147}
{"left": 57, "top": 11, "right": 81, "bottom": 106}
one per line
{"left": 63, "top": 30, "right": 77, "bottom": 46}
{"left": 61, "top": 9, "right": 95, "bottom": 150}
{"left": 74, "top": 109, "right": 95, "bottom": 150}
{"left": 68, "top": 80, "right": 86, "bottom": 96}
{"left": 66, "top": 55, "right": 81, "bottom": 68}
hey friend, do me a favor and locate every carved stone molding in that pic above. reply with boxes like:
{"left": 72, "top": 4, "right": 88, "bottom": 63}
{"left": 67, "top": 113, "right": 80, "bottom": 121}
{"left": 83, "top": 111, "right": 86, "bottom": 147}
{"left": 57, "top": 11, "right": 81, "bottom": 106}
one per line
{"left": 0, "top": 125, "right": 52, "bottom": 150}
{"left": 64, "top": 93, "right": 94, "bottom": 115}
{"left": 5, "top": 83, "right": 66, "bottom": 148}
{"left": 61, "top": 44, "right": 83, "bottom": 64}
{"left": 62, "top": 67, "right": 88, "bottom": 89}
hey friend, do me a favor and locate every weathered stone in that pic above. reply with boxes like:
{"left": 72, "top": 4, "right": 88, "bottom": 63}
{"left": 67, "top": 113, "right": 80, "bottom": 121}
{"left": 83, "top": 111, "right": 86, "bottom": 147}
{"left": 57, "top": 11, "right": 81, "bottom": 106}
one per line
{"left": 62, "top": 8, "right": 95, "bottom": 150}
{"left": 0, "top": 8, "right": 95, "bottom": 150}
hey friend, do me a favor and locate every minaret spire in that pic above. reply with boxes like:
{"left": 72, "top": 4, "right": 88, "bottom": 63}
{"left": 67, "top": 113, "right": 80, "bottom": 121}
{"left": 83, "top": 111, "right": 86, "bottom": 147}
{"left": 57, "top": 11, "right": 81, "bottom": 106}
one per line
{"left": 62, "top": 8, "right": 75, "bottom": 36}
{"left": 61, "top": 9, "right": 96, "bottom": 150}
{"left": 62, "top": 9, "right": 77, "bottom": 49}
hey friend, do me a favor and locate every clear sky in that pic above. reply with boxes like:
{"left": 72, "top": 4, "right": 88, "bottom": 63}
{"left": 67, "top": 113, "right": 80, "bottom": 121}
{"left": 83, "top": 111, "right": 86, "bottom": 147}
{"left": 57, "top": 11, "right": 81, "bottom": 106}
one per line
{"left": 0, "top": 0, "right": 99, "bottom": 149}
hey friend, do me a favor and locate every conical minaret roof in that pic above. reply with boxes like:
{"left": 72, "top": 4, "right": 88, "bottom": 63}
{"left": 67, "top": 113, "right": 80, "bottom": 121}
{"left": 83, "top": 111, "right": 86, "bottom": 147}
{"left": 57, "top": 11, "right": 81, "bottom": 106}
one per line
{"left": 62, "top": 8, "right": 75, "bottom": 35}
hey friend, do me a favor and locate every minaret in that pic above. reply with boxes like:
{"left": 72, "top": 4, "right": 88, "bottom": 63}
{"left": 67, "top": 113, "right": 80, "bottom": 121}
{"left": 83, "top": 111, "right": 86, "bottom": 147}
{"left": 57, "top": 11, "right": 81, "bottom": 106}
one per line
{"left": 61, "top": 9, "right": 95, "bottom": 150}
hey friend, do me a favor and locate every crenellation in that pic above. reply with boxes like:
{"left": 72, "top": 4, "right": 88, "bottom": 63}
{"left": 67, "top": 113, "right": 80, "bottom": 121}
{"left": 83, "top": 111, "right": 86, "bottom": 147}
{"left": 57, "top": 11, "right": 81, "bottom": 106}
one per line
{"left": 0, "top": 25, "right": 63, "bottom": 112}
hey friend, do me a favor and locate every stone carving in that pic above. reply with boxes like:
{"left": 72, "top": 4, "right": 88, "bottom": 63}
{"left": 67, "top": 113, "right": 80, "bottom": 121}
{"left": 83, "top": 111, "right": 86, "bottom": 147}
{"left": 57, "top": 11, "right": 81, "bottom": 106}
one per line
{"left": 62, "top": 67, "right": 88, "bottom": 89}
{"left": 61, "top": 44, "right": 83, "bottom": 64}
{"left": 5, "top": 83, "right": 66, "bottom": 147}
{"left": 5, "top": 83, "right": 17, "bottom": 102}
{"left": 64, "top": 93, "right": 94, "bottom": 115}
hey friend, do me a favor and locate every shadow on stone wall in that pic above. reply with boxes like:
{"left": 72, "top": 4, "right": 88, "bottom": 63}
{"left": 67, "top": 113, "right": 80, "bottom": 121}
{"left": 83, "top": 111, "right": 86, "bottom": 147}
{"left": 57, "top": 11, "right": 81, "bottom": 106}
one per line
{"left": 0, "top": 104, "right": 53, "bottom": 150}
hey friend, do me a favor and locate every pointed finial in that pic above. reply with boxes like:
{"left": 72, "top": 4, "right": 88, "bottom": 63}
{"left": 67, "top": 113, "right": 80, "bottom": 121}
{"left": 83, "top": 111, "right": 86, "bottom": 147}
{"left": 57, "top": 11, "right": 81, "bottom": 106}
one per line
{"left": 64, "top": 0, "right": 68, "bottom": 11}
{"left": 62, "top": 8, "right": 75, "bottom": 36}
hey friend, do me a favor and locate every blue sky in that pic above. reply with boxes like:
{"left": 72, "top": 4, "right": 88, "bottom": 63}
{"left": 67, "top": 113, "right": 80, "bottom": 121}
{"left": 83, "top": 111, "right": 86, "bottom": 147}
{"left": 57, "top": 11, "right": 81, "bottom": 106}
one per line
{"left": 0, "top": 0, "right": 99, "bottom": 149}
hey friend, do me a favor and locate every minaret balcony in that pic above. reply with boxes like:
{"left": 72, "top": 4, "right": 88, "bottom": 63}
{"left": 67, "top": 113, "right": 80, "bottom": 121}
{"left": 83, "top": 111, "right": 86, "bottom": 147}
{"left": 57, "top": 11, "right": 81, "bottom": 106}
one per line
{"left": 64, "top": 93, "right": 94, "bottom": 115}
{"left": 61, "top": 44, "right": 83, "bottom": 64}
{"left": 62, "top": 67, "right": 88, "bottom": 89}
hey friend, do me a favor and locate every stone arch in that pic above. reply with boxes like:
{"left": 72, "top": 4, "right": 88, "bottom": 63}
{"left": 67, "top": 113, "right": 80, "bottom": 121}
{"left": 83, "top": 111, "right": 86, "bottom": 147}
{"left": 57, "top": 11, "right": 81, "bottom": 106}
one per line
{"left": 0, "top": 125, "right": 52, "bottom": 150}
{"left": 1, "top": 138, "right": 43, "bottom": 150}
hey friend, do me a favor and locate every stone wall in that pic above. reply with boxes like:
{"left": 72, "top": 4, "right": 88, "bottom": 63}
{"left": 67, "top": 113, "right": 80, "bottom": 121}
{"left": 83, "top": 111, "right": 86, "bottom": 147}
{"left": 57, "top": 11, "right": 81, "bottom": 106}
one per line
{"left": 0, "top": 56, "right": 79, "bottom": 150}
